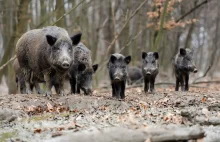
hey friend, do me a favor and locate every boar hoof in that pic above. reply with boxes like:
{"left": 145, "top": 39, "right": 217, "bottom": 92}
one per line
{"left": 36, "top": 89, "right": 44, "bottom": 94}
{"left": 26, "top": 89, "right": 32, "bottom": 94}
{"left": 44, "top": 91, "right": 52, "bottom": 97}
{"left": 60, "top": 90, "right": 67, "bottom": 96}
{"left": 150, "top": 89, "right": 155, "bottom": 93}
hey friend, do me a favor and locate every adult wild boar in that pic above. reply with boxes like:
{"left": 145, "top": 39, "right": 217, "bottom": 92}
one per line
{"left": 142, "top": 52, "right": 159, "bottom": 93}
{"left": 69, "top": 43, "right": 98, "bottom": 95}
{"left": 107, "top": 53, "right": 131, "bottom": 99}
{"left": 16, "top": 26, "right": 81, "bottom": 96}
{"left": 174, "top": 48, "right": 197, "bottom": 91}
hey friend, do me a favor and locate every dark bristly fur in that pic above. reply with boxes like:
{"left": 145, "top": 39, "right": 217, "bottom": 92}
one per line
{"left": 16, "top": 26, "right": 81, "bottom": 96}
{"left": 127, "top": 66, "right": 143, "bottom": 85}
{"left": 69, "top": 43, "right": 98, "bottom": 95}
{"left": 142, "top": 52, "right": 159, "bottom": 93}
{"left": 107, "top": 53, "right": 131, "bottom": 99}
{"left": 174, "top": 48, "right": 198, "bottom": 91}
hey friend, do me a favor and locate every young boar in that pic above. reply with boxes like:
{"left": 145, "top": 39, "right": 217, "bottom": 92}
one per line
{"left": 16, "top": 26, "right": 81, "bottom": 96}
{"left": 142, "top": 52, "right": 159, "bottom": 93}
{"left": 174, "top": 48, "right": 197, "bottom": 91}
{"left": 13, "top": 59, "right": 44, "bottom": 94}
{"left": 69, "top": 43, "right": 98, "bottom": 95}
{"left": 127, "top": 66, "right": 143, "bottom": 85}
{"left": 107, "top": 53, "right": 131, "bottom": 99}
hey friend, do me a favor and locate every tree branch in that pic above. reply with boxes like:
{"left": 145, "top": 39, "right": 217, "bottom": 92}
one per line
{"left": 105, "top": 0, "right": 148, "bottom": 56}
{"left": 52, "top": 0, "right": 86, "bottom": 26}
{"left": 176, "top": 0, "right": 213, "bottom": 23}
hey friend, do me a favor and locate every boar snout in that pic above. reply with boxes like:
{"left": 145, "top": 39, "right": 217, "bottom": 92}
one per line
{"left": 62, "top": 61, "right": 70, "bottom": 69}
{"left": 82, "top": 88, "right": 92, "bottom": 95}
{"left": 193, "top": 68, "right": 198, "bottom": 73}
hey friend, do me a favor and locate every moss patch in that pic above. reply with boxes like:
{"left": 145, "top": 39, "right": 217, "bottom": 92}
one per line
{"left": 0, "top": 131, "right": 17, "bottom": 142}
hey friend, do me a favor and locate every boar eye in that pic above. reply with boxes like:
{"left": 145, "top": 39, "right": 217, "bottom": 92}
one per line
{"left": 152, "top": 61, "right": 155, "bottom": 64}
{"left": 68, "top": 46, "right": 72, "bottom": 52}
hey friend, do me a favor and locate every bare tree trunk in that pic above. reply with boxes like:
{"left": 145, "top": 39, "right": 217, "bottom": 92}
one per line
{"left": 56, "top": 0, "right": 65, "bottom": 27}
{"left": 0, "top": 0, "right": 30, "bottom": 94}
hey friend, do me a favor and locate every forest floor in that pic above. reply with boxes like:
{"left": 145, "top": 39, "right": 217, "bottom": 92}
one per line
{"left": 0, "top": 83, "right": 220, "bottom": 142}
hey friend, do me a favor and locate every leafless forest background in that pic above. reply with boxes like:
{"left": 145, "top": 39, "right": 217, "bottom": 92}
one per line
{"left": 0, "top": 0, "right": 219, "bottom": 94}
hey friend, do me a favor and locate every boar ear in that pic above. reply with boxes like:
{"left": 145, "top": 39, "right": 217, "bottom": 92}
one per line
{"left": 110, "top": 55, "right": 117, "bottom": 63}
{"left": 180, "top": 48, "right": 186, "bottom": 56}
{"left": 124, "top": 55, "right": 131, "bottom": 64}
{"left": 78, "top": 63, "right": 86, "bottom": 72}
{"left": 92, "top": 64, "right": 98, "bottom": 72}
{"left": 153, "top": 52, "right": 159, "bottom": 59}
{"left": 46, "top": 35, "right": 57, "bottom": 46}
{"left": 71, "top": 33, "right": 82, "bottom": 45}
{"left": 142, "top": 52, "right": 147, "bottom": 59}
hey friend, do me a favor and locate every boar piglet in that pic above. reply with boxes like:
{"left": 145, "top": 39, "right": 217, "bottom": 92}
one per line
{"left": 69, "top": 43, "right": 98, "bottom": 95}
{"left": 174, "top": 48, "right": 197, "bottom": 91}
{"left": 142, "top": 52, "right": 159, "bottom": 93}
{"left": 107, "top": 53, "right": 131, "bottom": 99}
{"left": 16, "top": 26, "right": 82, "bottom": 96}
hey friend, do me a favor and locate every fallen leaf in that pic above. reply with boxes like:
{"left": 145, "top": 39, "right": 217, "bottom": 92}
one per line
{"left": 34, "top": 128, "right": 42, "bottom": 134}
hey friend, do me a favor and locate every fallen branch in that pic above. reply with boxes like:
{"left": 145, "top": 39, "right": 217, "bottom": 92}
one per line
{"left": 47, "top": 126, "right": 205, "bottom": 142}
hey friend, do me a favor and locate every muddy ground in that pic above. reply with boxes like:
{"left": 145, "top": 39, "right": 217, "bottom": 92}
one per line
{"left": 0, "top": 84, "right": 220, "bottom": 142}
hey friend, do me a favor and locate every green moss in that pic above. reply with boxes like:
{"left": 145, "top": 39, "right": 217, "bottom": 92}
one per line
{"left": 0, "top": 131, "right": 17, "bottom": 142}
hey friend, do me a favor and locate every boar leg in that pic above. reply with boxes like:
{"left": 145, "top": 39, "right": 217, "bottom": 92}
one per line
{"left": 76, "top": 83, "right": 81, "bottom": 94}
{"left": 19, "top": 76, "right": 26, "bottom": 94}
{"left": 179, "top": 76, "right": 185, "bottom": 91}
{"left": 184, "top": 74, "right": 189, "bottom": 91}
{"left": 144, "top": 77, "right": 149, "bottom": 93}
{"left": 44, "top": 74, "right": 52, "bottom": 97}
{"left": 175, "top": 77, "right": 179, "bottom": 91}
{"left": 111, "top": 83, "right": 116, "bottom": 98}
{"left": 24, "top": 68, "right": 32, "bottom": 94}
{"left": 34, "top": 83, "right": 43, "bottom": 94}
{"left": 54, "top": 78, "right": 66, "bottom": 96}
{"left": 115, "top": 82, "right": 121, "bottom": 99}
{"left": 70, "top": 77, "right": 76, "bottom": 94}
{"left": 150, "top": 77, "right": 155, "bottom": 93}
{"left": 120, "top": 80, "right": 126, "bottom": 99}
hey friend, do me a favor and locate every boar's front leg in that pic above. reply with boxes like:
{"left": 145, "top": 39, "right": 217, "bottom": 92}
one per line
{"left": 34, "top": 83, "right": 43, "bottom": 94}
{"left": 175, "top": 77, "right": 180, "bottom": 91}
{"left": 70, "top": 77, "right": 76, "bottom": 94}
{"left": 115, "top": 82, "right": 121, "bottom": 99}
{"left": 54, "top": 77, "right": 66, "bottom": 96}
{"left": 76, "top": 83, "right": 81, "bottom": 94}
{"left": 120, "top": 80, "right": 126, "bottom": 99}
{"left": 150, "top": 77, "right": 155, "bottom": 93}
{"left": 184, "top": 74, "right": 189, "bottom": 91}
{"left": 44, "top": 74, "right": 52, "bottom": 97}
{"left": 111, "top": 82, "right": 116, "bottom": 98}
{"left": 144, "top": 77, "right": 149, "bottom": 93}
{"left": 179, "top": 75, "right": 185, "bottom": 91}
